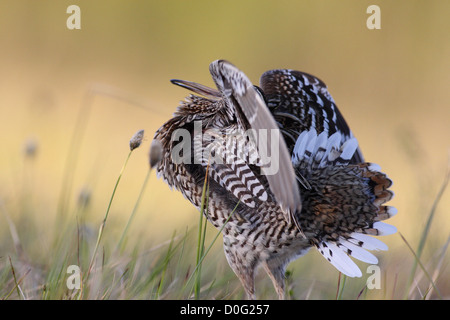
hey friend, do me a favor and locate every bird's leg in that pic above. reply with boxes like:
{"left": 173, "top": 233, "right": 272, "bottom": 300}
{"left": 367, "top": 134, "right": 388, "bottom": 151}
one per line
{"left": 223, "top": 242, "right": 256, "bottom": 299}
{"left": 230, "top": 260, "right": 256, "bottom": 300}
{"left": 244, "top": 282, "right": 256, "bottom": 300}
{"left": 262, "top": 260, "right": 286, "bottom": 300}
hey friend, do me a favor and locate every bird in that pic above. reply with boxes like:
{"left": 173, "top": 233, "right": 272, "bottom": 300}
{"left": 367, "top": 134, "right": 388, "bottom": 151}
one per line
{"left": 151, "top": 60, "right": 397, "bottom": 299}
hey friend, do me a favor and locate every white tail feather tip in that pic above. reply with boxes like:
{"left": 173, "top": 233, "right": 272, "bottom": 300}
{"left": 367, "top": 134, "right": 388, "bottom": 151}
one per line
{"left": 349, "top": 233, "right": 389, "bottom": 251}
{"left": 368, "top": 163, "right": 381, "bottom": 172}
{"left": 317, "top": 242, "right": 362, "bottom": 278}
{"left": 373, "top": 222, "right": 397, "bottom": 236}
{"left": 387, "top": 206, "right": 398, "bottom": 217}
{"left": 338, "top": 238, "right": 379, "bottom": 264}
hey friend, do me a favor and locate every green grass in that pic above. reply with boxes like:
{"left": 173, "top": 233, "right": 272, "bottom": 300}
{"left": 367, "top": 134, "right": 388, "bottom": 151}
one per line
{"left": 0, "top": 127, "right": 240, "bottom": 300}
{"left": 1, "top": 141, "right": 448, "bottom": 300}
{"left": 0, "top": 91, "right": 449, "bottom": 299}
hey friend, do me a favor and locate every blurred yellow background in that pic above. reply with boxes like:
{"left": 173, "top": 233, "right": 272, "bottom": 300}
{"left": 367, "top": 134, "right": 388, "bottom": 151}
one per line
{"left": 0, "top": 0, "right": 449, "bottom": 279}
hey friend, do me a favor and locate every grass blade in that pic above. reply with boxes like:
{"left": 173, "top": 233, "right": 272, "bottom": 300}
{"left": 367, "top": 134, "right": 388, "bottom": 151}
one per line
{"left": 117, "top": 167, "right": 152, "bottom": 252}
{"left": 399, "top": 232, "right": 442, "bottom": 299}
{"left": 402, "top": 161, "right": 449, "bottom": 299}
{"left": 335, "top": 273, "right": 347, "bottom": 300}
{"left": 7, "top": 256, "right": 27, "bottom": 300}
{"left": 86, "top": 149, "right": 133, "bottom": 284}
{"left": 193, "top": 164, "right": 210, "bottom": 299}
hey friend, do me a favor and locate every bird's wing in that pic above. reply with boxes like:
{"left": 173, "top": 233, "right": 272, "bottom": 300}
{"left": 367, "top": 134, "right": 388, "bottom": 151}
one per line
{"left": 209, "top": 60, "right": 302, "bottom": 223}
{"left": 195, "top": 127, "right": 268, "bottom": 209}
{"left": 260, "top": 69, "right": 364, "bottom": 164}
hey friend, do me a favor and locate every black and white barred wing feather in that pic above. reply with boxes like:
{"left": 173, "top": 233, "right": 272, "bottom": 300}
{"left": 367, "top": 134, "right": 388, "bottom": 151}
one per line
{"left": 196, "top": 127, "right": 268, "bottom": 208}
{"left": 260, "top": 69, "right": 364, "bottom": 164}
{"left": 291, "top": 129, "right": 359, "bottom": 169}
{"left": 209, "top": 60, "right": 302, "bottom": 221}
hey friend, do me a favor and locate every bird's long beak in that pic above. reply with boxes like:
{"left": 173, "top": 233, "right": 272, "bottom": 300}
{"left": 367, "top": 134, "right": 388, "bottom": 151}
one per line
{"left": 170, "top": 79, "right": 221, "bottom": 99}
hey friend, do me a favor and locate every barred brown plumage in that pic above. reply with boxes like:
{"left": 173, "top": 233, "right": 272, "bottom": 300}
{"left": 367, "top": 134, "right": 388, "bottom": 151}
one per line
{"left": 151, "top": 60, "right": 396, "bottom": 299}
